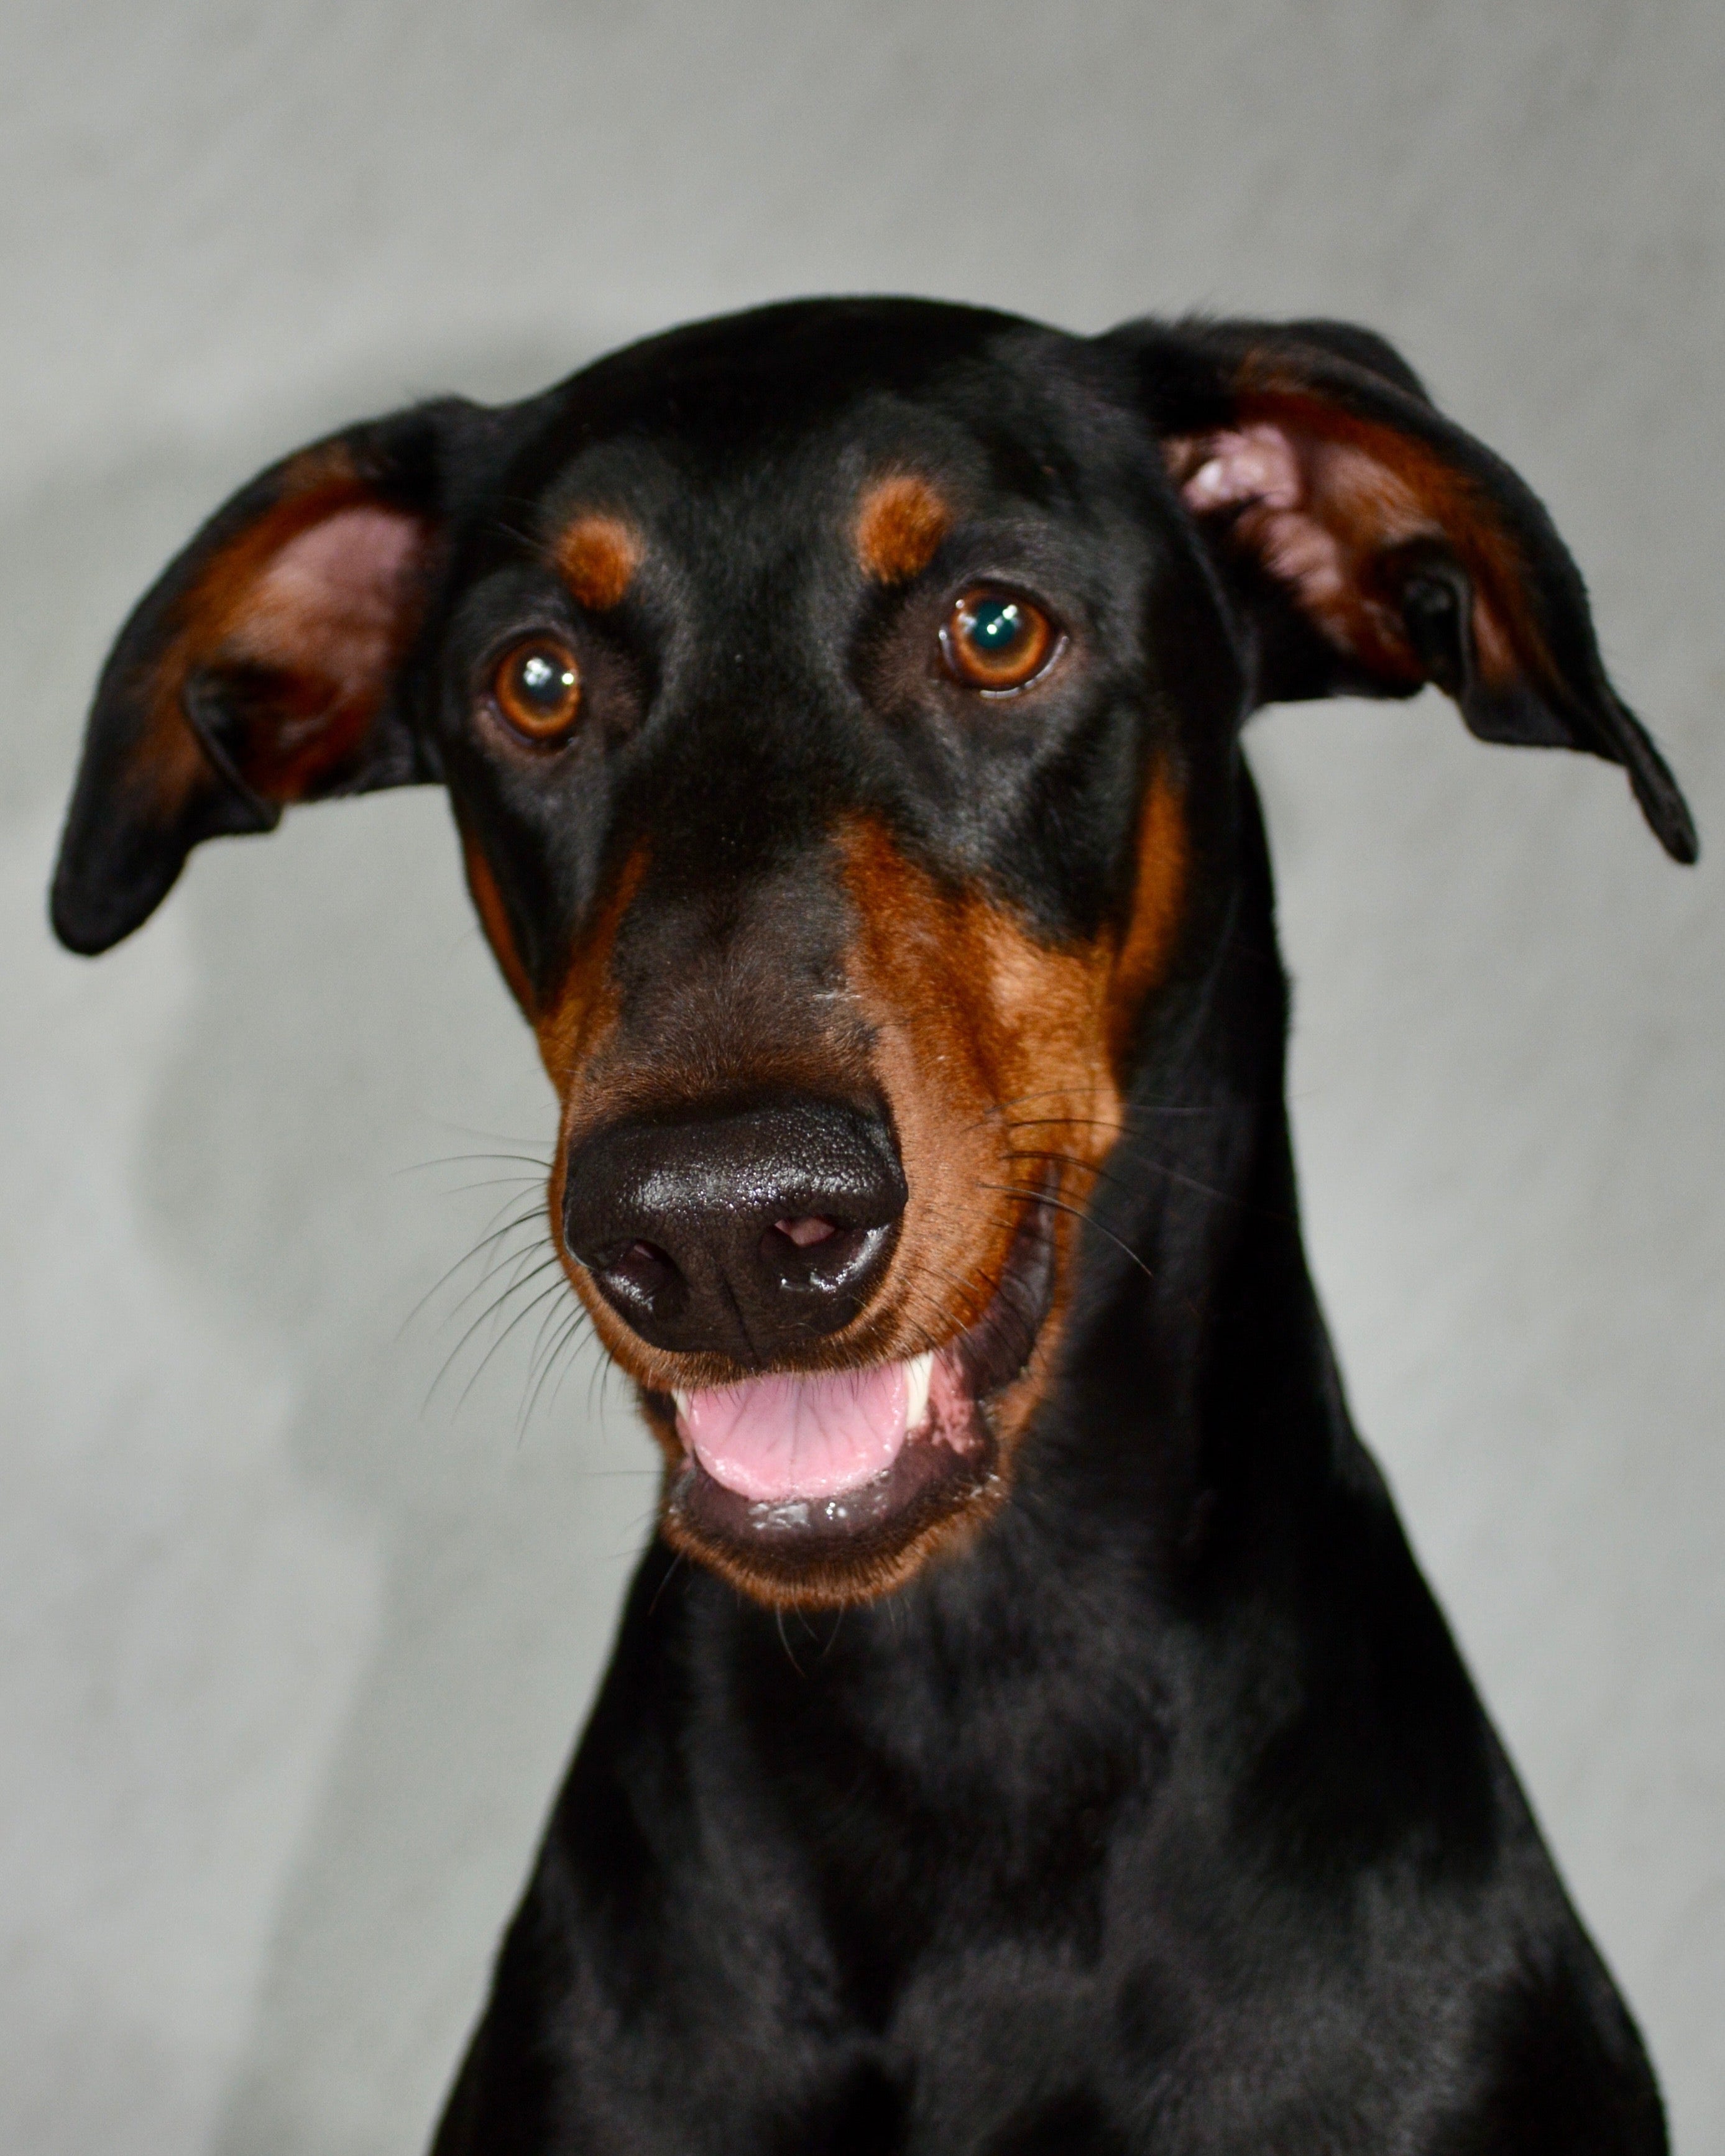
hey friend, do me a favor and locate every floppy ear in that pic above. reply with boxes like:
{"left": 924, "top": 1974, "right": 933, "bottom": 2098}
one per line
{"left": 1106, "top": 315, "right": 1696, "bottom": 863}
{"left": 51, "top": 398, "right": 479, "bottom": 954}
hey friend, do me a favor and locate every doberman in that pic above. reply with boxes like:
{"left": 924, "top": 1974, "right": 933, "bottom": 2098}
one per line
{"left": 53, "top": 300, "right": 1696, "bottom": 2154}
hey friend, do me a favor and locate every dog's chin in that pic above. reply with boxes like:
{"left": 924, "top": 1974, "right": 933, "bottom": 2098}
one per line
{"left": 646, "top": 1203, "right": 1057, "bottom": 1608}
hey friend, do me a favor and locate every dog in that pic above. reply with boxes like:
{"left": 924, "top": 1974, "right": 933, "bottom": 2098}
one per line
{"left": 53, "top": 300, "right": 1696, "bottom": 2153}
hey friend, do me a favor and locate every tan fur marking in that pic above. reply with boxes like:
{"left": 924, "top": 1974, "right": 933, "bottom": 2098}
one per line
{"left": 527, "top": 848, "right": 668, "bottom": 1396}
{"left": 855, "top": 474, "right": 952, "bottom": 585}
{"left": 1108, "top": 764, "right": 1189, "bottom": 1070}
{"left": 556, "top": 513, "right": 643, "bottom": 612}
{"left": 459, "top": 828, "right": 535, "bottom": 1018}
{"left": 817, "top": 815, "right": 1192, "bottom": 1567}
{"left": 533, "top": 847, "right": 650, "bottom": 1094}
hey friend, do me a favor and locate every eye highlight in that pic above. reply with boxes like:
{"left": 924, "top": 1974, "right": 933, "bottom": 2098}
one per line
{"left": 494, "top": 638, "right": 581, "bottom": 742}
{"left": 940, "top": 590, "right": 1057, "bottom": 692}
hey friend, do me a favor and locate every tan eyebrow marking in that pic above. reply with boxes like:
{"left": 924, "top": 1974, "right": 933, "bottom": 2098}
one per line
{"left": 556, "top": 513, "right": 644, "bottom": 612}
{"left": 855, "top": 474, "right": 952, "bottom": 585}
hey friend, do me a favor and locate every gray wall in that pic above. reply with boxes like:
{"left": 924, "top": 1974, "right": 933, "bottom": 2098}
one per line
{"left": 4, "top": 2, "right": 1720, "bottom": 2149}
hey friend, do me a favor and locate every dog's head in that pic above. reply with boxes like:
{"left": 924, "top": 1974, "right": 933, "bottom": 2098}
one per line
{"left": 53, "top": 300, "right": 1694, "bottom": 1605}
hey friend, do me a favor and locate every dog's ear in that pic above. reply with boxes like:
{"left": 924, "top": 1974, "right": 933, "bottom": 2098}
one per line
{"left": 52, "top": 398, "right": 482, "bottom": 954}
{"left": 1106, "top": 315, "right": 1696, "bottom": 863}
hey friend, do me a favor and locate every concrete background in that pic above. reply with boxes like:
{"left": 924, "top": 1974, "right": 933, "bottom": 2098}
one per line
{"left": 2, "top": 1, "right": 1720, "bottom": 2149}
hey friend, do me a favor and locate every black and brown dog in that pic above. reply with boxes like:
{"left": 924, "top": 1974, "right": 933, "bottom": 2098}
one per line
{"left": 53, "top": 301, "right": 1695, "bottom": 2154}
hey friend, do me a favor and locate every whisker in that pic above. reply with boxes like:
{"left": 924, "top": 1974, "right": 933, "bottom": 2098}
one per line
{"left": 397, "top": 1204, "right": 550, "bottom": 1339}
{"left": 592, "top": 1348, "right": 626, "bottom": 1424}
{"left": 525, "top": 1290, "right": 582, "bottom": 1389}
{"left": 1003, "top": 1134, "right": 1241, "bottom": 1211}
{"left": 421, "top": 1173, "right": 550, "bottom": 1200}
{"left": 985, "top": 1088, "right": 1219, "bottom": 1121}
{"left": 648, "top": 1549, "right": 687, "bottom": 1617}
{"left": 423, "top": 1253, "right": 565, "bottom": 1408}
{"left": 898, "top": 1255, "right": 1009, "bottom": 1348}
{"left": 980, "top": 1183, "right": 1156, "bottom": 1285}
{"left": 459, "top": 1246, "right": 567, "bottom": 1330}
{"left": 585, "top": 1339, "right": 607, "bottom": 1424}
{"left": 412, "top": 1109, "right": 558, "bottom": 1149}
{"left": 452, "top": 1275, "right": 579, "bottom": 1418}
{"left": 568, "top": 1323, "right": 611, "bottom": 1423}
{"left": 518, "top": 1283, "right": 585, "bottom": 1434}
{"left": 893, "top": 1296, "right": 952, "bottom": 1366}
{"left": 1133, "top": 1162, "right": 1240, "bottom": 1207}
{"left": 998, "top": 1113, "right": 1215, "bottom": 1137}
{"left": 1001, "top": 1145, "right": 1139, "bottom": 1205}
{"left": 522, "top": 1305, "right": 594, "bottom": 1432}
{"left": 392, "top": 1150, "right": 552, "bottom": 1179}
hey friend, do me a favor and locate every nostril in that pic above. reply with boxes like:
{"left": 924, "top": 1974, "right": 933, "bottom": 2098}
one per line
{"left": 612, "top": 1237, "right": 674, "bottom": 1283}
{"left": 773, "top": 1215, "right": 839, "bottom": 1250}
{"left": 590, "top": 1237, "right": 687, "bottom": 1322}
{"left": 760, "top": 1216, "right": 880, "bottom": 1296}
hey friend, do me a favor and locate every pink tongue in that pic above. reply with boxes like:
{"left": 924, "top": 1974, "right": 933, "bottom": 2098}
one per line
{"left": 679, "top": 1364, "right": 910, "bottom": 1503}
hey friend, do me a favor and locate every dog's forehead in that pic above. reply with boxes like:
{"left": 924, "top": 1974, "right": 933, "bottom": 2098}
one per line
{"left": 545, "top": 296, "right": 1088, "bottom": 452}
{"left": 505, "top": 300, "right": 1133, "bottom": 571}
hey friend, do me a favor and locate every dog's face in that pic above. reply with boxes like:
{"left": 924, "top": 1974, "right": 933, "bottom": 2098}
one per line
{"left": 438, "top": 308, "right": 1228, "bottom": 1603}
{"left": 53, "top": 300, "right": 1693, "bottom": 1607}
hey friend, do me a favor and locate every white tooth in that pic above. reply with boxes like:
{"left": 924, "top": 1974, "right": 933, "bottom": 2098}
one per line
{"left": 904, "top": 1351, "right": 934, "bottom": 1434}
{"left": 672, "top": 1389, "right": 692, "bottom": 1418}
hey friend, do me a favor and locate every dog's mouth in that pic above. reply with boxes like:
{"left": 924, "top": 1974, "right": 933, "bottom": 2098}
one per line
{"left": 653, "top": 1196, "right": 1057, "bottom": 1603}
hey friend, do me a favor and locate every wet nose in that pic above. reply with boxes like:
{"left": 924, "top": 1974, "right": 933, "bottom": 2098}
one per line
{"left": 561, "top": 1096, "right": 907, "bottom": 1362}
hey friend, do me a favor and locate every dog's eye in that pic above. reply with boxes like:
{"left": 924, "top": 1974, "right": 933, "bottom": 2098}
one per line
{"left": 494, "top": 638, "right": 582, "bottom": 741}
{"left": 940, "top": 590, "right": 1056, "bottom": 692}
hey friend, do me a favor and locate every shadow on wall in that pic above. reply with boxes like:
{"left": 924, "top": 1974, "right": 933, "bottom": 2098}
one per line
{"left": 161, "top": 804, "right": 653, "bottom": 2156}
{"left": 10, "top": 347, "right": 668, "bottom": 2156}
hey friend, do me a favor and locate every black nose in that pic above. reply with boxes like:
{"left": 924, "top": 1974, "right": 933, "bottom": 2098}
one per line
{"left": 561, "top": 1095, "right": 908, "bottom": 1362}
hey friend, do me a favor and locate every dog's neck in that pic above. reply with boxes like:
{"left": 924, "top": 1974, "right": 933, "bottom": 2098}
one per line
{"left": 1040, "top": 761, "right": 1350, "bottom": 1590}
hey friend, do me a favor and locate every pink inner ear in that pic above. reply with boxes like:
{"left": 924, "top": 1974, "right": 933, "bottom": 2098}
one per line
{"left": 239, "top": 503, "right": 424, "bottom": 692}
{"left": 1174, "top": 422, "right": 1446, "bottom": 666}
{"left": 1180, "top": 423, "right": 1356, "bottom": 635}
{"left": 1180, "top": 424, "right": 1305, "bottom": 516}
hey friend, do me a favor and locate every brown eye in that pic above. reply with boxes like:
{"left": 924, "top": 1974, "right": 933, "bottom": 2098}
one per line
{"left": 494, "top": 638, "right": 581, "bottom": 741}
{"left": 940, "top": 589, "right": 1056, "bottom": 692}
